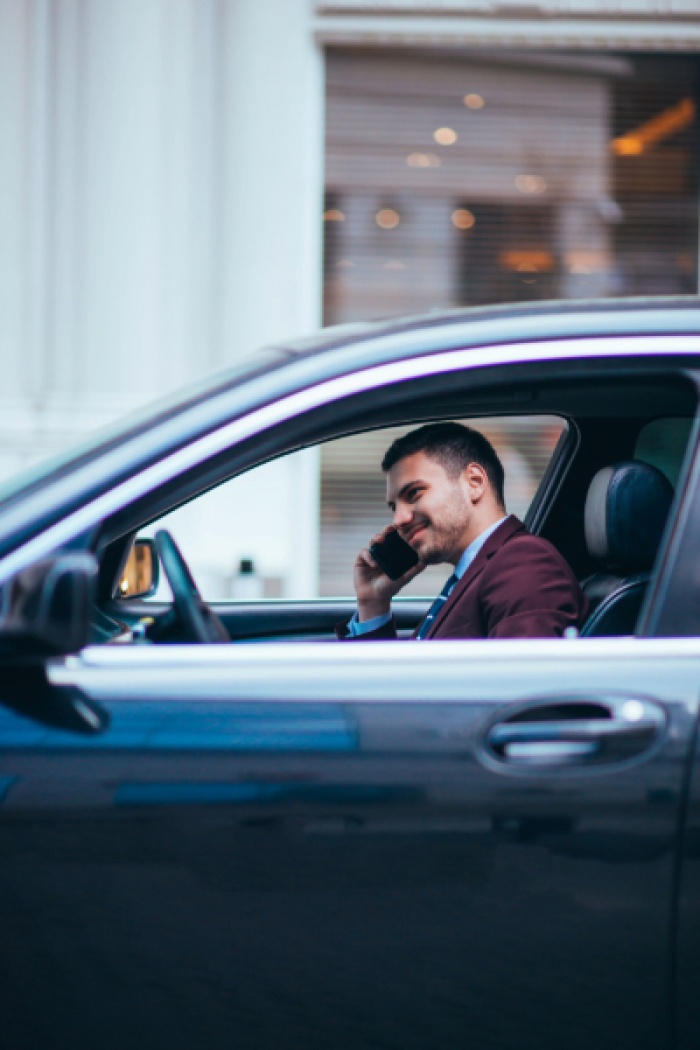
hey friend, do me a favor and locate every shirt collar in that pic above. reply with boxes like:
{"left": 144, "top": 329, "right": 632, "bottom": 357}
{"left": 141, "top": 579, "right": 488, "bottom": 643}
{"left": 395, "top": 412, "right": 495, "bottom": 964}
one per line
{"left": 454, "top": 516, "right": 508, "bottom": 579}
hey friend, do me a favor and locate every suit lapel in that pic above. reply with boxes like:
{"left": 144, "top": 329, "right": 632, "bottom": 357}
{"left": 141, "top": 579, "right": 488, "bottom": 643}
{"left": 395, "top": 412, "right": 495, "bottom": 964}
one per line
{"left": 425, "top": 515, "right": 525, "bottom": 638}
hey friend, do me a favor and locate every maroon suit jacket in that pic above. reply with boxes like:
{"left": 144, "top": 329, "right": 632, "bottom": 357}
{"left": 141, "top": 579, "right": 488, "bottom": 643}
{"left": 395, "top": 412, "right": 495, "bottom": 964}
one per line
{"left": 339, "top": 516, "right": 588, "bottom": 641}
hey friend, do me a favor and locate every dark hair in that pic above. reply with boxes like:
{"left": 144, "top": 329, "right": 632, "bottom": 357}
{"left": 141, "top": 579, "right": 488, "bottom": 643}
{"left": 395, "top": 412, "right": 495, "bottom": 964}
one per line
{"left": 381, "top": 422, "right": 505, "bottom": 506}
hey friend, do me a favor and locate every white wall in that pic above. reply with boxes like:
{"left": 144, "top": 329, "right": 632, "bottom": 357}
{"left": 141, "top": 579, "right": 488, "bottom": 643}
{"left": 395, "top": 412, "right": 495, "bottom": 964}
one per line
{"left": 0, "top": 0, "right": 323, "bottom": 597}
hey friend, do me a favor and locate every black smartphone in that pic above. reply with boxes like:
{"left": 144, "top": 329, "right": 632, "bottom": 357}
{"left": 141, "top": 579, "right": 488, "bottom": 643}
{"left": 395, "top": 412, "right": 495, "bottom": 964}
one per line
{"left": 369, "top": 530, "right": 420, "bottom": 580}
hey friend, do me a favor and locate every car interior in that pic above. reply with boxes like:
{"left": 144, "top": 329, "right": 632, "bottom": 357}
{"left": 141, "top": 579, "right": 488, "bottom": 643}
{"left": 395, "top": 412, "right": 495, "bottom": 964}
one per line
{"left": 80, "top": 355, "right": 697, "bottom": 648}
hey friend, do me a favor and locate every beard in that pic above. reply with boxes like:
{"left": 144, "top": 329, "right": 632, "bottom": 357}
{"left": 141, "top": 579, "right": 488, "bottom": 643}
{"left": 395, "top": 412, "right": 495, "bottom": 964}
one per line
{"left": 407, "top": 488, "right": 472, "bottom": 565}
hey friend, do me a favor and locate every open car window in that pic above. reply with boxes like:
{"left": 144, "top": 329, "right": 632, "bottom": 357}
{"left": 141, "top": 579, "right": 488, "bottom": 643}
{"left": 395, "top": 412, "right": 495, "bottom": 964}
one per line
{"left": 140, "top": 414, "right": 567, "bottom": 602}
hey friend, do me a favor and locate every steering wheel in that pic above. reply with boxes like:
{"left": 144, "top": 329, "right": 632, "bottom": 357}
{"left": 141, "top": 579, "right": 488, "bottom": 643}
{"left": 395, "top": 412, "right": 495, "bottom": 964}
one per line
{"left": 154, "top": 529, "right": 229, "bottom": 643}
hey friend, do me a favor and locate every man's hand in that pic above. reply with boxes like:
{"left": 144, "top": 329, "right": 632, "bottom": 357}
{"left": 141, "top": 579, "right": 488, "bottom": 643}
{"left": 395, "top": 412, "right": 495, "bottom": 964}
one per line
{"left": 354, "top": 526, "right": 425, "bottom": 622}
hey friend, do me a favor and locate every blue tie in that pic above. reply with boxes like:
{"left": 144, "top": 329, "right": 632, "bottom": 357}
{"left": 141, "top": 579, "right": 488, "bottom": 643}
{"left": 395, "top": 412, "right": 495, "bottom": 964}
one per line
{"left": 415, "top": 573, "right": 458, "bottom": 640}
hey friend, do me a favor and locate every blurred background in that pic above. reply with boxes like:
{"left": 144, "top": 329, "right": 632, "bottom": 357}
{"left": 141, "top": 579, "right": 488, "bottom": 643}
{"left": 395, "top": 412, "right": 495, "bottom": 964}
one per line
{"left": 1, "top": 1, "right": 698, "bottom": 598}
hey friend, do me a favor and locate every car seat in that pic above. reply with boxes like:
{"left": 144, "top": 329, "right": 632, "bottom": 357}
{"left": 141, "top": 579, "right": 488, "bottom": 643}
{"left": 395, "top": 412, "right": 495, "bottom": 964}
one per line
{"left": 580, "top": 460, "right": 674, "bottom": 637}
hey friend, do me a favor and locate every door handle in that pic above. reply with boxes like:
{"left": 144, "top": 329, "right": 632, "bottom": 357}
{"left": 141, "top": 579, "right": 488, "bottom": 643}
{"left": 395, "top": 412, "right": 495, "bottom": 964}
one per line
{"left": 486, "top": 697, "right": 665, "bottom": 766}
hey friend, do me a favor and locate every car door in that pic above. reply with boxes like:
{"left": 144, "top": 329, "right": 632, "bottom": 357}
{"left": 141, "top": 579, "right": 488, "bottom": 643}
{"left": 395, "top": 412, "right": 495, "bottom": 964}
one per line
{"left": 675, "top": 711, "right": 700, "bottom": 1050}
{"left": 0, "top": 633, "right": 696, "bottom": 1050}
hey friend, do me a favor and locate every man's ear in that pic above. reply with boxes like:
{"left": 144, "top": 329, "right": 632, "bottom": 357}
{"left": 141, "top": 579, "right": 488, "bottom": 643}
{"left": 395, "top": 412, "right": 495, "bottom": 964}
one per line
{"left": 463, "top": 462, "right": 488, "bottom": 502}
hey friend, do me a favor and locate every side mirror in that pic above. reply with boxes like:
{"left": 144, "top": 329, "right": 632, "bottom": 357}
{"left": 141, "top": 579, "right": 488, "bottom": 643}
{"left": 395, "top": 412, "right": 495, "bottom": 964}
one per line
{"left": 118, "top": 538, "right": 159, "bottom": 599}
{"left": 0, "top": 553, "right": 97, "bottom": 654}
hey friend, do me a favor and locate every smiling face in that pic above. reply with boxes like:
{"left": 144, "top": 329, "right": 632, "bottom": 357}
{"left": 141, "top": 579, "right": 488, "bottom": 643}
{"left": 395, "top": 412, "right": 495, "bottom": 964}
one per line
{"left": 386, "top": 451, "right": 486, "bottom": 566}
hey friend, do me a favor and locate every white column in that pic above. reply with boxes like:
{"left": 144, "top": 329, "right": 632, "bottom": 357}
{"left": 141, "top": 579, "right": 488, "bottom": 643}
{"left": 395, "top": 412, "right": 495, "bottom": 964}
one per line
{"left": 0, "top": 0, "right": 324, "bottom": 597}
{"left": 211, "top": 0, "right": 324, "bottom": 597}
{"left": 78, "top": 0, "right": 220, "bottom": 404}
{"left": 0, "top": 1, "right": 47, "bottom": 476}
{"left": 0, "top": 0, "right": 228, "bottom": 450}
{"left": 217, "top": 0, "right": 324, "bottom": 364}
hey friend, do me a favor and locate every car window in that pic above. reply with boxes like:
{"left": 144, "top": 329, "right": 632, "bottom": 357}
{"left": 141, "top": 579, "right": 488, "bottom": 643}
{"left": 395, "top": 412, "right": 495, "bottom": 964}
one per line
{"left": 143, "top": 415, "right": 566, "bottom": 601}
{"left": 319, "top": 416, "right": 566, "bottom": 598}
{"left": 635, "top": 417, "right": 694, "bottom": 488}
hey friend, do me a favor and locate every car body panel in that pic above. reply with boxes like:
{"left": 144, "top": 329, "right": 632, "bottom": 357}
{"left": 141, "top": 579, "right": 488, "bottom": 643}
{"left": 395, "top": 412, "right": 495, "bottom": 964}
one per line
{"left": 0, "top": 638, "right": 697, "bottom": 1048}
{"left": 675, "top": 708, "right": 700, "bottom": 1050}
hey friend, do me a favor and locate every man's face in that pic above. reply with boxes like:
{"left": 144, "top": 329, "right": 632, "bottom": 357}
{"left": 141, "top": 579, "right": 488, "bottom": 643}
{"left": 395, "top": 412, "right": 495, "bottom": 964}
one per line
{"left": 386, "top": 452, "right": 475, "bottom": 566}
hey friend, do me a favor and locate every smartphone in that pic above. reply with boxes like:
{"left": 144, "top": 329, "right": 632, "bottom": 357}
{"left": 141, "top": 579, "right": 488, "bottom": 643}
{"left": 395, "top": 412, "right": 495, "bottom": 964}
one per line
{"left": 369, "top": 530, "right": 420, "bottom": 580}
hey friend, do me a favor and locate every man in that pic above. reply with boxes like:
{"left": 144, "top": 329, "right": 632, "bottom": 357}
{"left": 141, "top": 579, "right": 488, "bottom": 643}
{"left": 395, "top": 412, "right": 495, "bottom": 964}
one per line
{"left": 337, "top": 422, "right": 588, "bottom": 640}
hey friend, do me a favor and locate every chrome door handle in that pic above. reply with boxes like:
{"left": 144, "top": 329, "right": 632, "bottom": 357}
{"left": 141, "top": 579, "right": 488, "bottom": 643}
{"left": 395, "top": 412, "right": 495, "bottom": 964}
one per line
{"left": 486, "top": 697, "right": 665, "bottom": 766}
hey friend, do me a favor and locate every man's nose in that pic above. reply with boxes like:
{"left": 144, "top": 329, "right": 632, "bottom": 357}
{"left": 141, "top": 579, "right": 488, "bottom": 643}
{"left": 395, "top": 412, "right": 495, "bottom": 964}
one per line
{"left": 393, "top": 504, "right": 412, "bottom": 529}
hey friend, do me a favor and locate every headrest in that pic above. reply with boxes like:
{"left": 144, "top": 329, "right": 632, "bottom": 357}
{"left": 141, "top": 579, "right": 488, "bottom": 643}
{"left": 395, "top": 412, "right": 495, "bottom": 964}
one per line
{"left": 584, "top": 460, "right": 674, "bottom": 572}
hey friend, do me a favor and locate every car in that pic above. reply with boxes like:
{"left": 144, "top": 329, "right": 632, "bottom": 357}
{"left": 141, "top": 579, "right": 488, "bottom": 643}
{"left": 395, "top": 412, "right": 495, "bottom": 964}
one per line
{"left": 1, "top": 297, "right": 700, "bottom": 1050}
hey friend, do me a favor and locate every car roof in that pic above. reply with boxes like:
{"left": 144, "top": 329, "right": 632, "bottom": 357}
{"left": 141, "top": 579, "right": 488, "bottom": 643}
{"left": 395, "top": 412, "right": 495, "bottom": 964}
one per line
{"left": 273, "top": 296, "right": 700, "bottom": 363}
